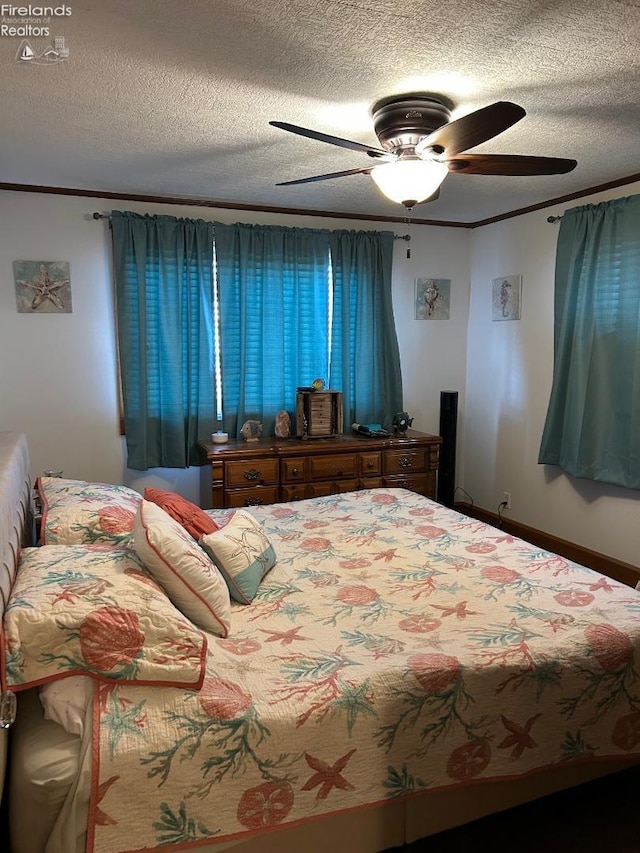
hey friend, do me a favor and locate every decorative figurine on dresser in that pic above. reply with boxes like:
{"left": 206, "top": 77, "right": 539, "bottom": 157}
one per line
{"left": 392, "top": 411, "right": 414, "bottom": 433}
{"left": 240, "top": 419, "right": 263, "bottom": 442}
{"left": 274, "top": 410, "right": 291, "bottom": 439}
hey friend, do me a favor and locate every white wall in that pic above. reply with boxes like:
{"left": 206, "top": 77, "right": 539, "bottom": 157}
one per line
{"left": 465, "top": 179, "right": 640, "bottom": 566}
{"left": 3, "top": 184, "right": 639, "bottom": 565}
{"left": 0, "top": 190, "right": 470, "bottom": 503}
{"left": 394, "top": 226, "right": 470, "bottom": 440}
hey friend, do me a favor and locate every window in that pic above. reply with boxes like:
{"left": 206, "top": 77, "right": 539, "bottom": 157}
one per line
{"left": 112, "top": 213, "right": 403, "bottom": 470}
{"left": 213, "top": 222, "right": 403, "bottom": 439}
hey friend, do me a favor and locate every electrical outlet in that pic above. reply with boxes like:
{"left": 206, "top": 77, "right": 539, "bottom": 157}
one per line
{"left": 502, "top": 491, "right": 511, "bottom": 510}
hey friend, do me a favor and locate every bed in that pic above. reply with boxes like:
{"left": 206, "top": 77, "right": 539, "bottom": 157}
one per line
{"left": 2, "top": 430, "right": 640, "bottom": 853}
{"left": 0, "top": 432, "right": 33, "bottom": 804}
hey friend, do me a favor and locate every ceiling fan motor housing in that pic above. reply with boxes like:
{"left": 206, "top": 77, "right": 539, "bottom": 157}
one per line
{"left": 372, "top": 94, "right": 454, "bottom": 152}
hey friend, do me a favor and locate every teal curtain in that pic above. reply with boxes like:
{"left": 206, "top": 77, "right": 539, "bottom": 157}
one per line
{"left": 329, "top": 229, "right": 403, "bottom": 429}
{"left": 112, "top": 211, "right": 216, "bottom": 470}
{"left": 538, "top": 194, "right": 640, "bottom": 489}
{"left": 214, "top": 223, "right": 402, "bottom": 436}
{"left": 214, "top": 223, "right": 331, "bottom": 436}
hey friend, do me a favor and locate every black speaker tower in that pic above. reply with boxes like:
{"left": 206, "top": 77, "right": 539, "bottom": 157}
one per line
{"left": 437, "top": 390, "right": 458, "bottom": 508}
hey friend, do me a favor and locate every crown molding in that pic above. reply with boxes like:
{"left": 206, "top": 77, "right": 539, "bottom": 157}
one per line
{"left": 1, "top": 173, "right": 639, "bottom": 228}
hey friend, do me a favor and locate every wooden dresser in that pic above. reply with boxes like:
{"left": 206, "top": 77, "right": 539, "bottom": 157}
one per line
{"left": 198, "top": 429, "right": 441, "bottom": 509}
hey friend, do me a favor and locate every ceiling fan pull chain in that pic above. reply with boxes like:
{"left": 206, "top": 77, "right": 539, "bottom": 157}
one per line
{"left": 404, "top": 207, "right": 412, "bottom": 258}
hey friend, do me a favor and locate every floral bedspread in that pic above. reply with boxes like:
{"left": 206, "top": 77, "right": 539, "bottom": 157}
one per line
{"left": 89, "top": 489, "right": 640, "bottom": 852}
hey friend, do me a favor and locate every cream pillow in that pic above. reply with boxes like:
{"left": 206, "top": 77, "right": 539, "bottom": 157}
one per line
{"left": 134, "top": 500, "right": 231, "bottom": 637}
{"left": 200, "top": 509, "right": 276, "bottom": 604}
{"left": 37, "top": 476, "right": 141, "bottom": 546}
{"left": 5, "top": 545, "right": 207, "bottom": 688}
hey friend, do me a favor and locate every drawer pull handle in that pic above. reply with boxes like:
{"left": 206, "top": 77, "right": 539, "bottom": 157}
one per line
{"left": 244, "top": 496, "right": 263, "bottom": 506}
{"left": 398, "top": 456, "right": 412, "bottom": 469}
{"left": 292, "top": 467, "right": 299, "bottom": 476}
{"left": 367, "top": 461, "right": 375, "bottom": 469}
{"left": 243, "top": 469, "right": 261, "bottom": 481}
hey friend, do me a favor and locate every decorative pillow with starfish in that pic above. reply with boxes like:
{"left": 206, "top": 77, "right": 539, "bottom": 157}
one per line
{"left": 200, "top": 509, "right": 277, "bottom": 603}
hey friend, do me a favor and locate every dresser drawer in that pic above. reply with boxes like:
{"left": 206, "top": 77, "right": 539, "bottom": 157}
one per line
{"left": 308, "top": 453, "right": 357, "bottom": 481}
{"left": 384, "top": 472, "right": 436, "bottom": 499}
{"left": 383, "top": 449, "right": 428, "bottom": 475}
{"left": 334, "top": 479, "right": 359, "bottom": 494}
{"left": 281, "top": 484, "right": 308, "bottom": 502}
{"left": 359, "top": 451, "right": 382, "bottom": 477}
{"left": 307, "top": 481, "right": 337, "bottom": 498}
{"left": 225, "top": 459, "right": 278, "bottom": 488}
{"left": 281, "top": 457, "right": 307, "bottom": 483}
{"left": 359, "top": 477, "right": 383, "bottom": 489}
{"left": 307, "top": 479, "right": 359, "bottom": 498}
{"left": 226, "top": 486, "right": 280, "bottom": 507}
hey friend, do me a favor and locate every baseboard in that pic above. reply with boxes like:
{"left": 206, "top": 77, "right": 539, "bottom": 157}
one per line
{"left": 454, "top": 501, "right": 640, "bottom": 589}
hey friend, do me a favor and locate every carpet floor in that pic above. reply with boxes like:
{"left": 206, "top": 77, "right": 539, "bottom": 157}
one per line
{"left": 388, "top": 764, "right": 640, "bottom": 852}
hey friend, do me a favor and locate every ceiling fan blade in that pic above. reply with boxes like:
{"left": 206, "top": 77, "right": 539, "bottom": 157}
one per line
{"left": 270, "top": 121, "right": 389, "bottom": 158}
{"left": 445, "top": 153, "right": 578, "bottom": 176}
{"left": 276, "top": 167, "right": 373, "bottom": 187}
{"left": 416, "top": 102, "right": 526, "bottom": 158}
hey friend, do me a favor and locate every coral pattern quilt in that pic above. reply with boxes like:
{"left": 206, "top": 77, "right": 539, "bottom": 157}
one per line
{"left": 3, "top": 545, "right": 207, "bottom": 688}
{"left": 87, "top": 489, "right": 640, "bottom": 852}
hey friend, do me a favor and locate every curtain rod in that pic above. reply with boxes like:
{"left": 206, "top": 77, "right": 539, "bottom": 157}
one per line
{"left": 547, "top": 215, "right": 563, "bottom": 223}
{"left": 92, "top": 211, "right": 411, "bottom": 242}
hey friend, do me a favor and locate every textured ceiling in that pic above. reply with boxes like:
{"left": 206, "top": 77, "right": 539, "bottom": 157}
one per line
{"left": 1, "top": 0, "right": 638, "bottom": 223}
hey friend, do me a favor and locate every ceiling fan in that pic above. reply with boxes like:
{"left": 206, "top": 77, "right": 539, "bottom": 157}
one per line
{"left": 270, "top": 94, "right": 577, "bottom": 209}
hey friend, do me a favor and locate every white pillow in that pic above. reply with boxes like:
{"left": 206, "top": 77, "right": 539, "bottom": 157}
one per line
{"left": 39, "top": 675, "right": 93, "bottom": 737}
{"left": 133, "top": 500, "right": 231, "bottom": 637}
{"left": 200, "top": 509, "right": 276, "bottom": 604}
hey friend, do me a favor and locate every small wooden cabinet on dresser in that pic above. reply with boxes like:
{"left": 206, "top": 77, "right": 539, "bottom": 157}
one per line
{"left": 197, "top": 430, "right": 441, "bottom": 509}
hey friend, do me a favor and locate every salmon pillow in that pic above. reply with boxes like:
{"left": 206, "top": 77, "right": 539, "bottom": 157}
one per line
{"left": 144, "top": 488, "right": 220, "bottom": 539}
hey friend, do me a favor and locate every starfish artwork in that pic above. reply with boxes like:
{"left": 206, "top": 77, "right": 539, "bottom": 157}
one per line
{"left": 14, "top": 260, "right": 72, "bottom": 313}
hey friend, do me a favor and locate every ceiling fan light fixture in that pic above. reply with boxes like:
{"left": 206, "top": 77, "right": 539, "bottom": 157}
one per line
{"left": 370, "top": 158, "right": 448, "bottom": 206}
